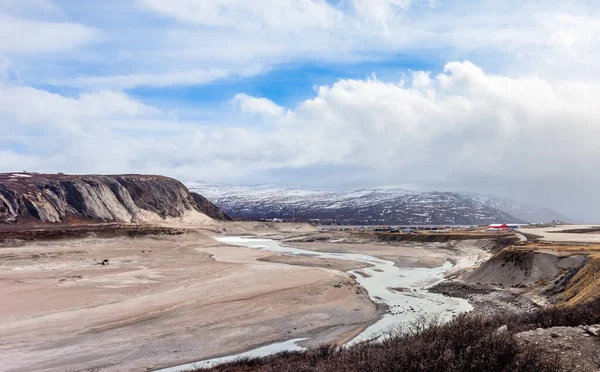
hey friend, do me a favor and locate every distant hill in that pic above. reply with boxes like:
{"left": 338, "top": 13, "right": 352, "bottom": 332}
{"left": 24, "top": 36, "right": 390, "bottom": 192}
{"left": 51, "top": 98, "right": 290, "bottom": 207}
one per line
{"left": 460, "top": 193, "right": 573, "bottom": 224}
{"left": 188, "top": 182, "right": 569, "bottom": 225}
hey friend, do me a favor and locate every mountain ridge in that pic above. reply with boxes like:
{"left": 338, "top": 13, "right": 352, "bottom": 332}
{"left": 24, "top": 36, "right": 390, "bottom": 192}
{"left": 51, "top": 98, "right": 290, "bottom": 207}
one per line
{"left": 188, "top": 182, "right": 569, "bottom": 225}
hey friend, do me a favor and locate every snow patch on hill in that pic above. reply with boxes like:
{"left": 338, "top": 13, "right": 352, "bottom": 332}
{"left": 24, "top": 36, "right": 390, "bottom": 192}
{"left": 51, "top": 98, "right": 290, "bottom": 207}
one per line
{"left": 187, "top": 182, "right": 569, "bottom": 225}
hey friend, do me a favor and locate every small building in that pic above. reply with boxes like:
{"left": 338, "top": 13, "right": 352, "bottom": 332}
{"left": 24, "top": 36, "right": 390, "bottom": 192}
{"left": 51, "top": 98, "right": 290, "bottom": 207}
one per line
{"left": 488, "top": 223, "right": 509, "bottom": 231}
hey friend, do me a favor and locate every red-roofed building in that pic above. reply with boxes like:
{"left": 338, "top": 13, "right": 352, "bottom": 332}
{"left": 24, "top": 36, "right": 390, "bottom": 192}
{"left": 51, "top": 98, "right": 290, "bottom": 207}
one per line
{"left": 488, "top": 223, "right": 509, "bottom": 231}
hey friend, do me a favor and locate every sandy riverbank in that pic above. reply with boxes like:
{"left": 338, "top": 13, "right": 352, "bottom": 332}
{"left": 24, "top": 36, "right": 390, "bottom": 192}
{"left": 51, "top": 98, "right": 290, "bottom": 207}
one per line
{"left": 0, "top": 227, "right": 379, "bottom": 372}
{"left": 0, "top": 222, "right": 507, "bottom": 371}
{"left": 283, "top": 239, "right": 494, "bottom": 273}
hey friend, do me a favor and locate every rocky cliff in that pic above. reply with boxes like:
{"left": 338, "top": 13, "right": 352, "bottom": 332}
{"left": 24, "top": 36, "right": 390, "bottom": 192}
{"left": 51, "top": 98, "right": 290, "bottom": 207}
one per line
{"left": 0, "top": 173, "right": 229, "bottom": 224}
{"left": 190, "top": 192, "right": 232, "bottom": 221}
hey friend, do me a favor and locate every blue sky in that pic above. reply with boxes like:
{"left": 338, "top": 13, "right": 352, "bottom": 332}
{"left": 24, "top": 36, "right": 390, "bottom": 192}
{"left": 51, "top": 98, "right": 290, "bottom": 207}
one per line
{"left": 1, "top": 0, "right": 600, "bottom": 221}
{"left": 126, "top": 56, "right": 439, "bottom": 115}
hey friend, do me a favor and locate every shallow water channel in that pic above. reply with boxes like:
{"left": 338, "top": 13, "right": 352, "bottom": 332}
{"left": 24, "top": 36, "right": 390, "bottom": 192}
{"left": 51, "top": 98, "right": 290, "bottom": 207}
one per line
{"left": 158, "top": 236, "right": 472, "bottom": 371}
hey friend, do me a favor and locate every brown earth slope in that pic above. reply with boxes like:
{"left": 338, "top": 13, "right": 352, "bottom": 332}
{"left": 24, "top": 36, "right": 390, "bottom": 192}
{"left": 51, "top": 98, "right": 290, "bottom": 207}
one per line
{"left": 462, "top": 241, "right": 600, "bottom": 306}
{"left": 464, "top": 248, "right": 586, "bottom": 288}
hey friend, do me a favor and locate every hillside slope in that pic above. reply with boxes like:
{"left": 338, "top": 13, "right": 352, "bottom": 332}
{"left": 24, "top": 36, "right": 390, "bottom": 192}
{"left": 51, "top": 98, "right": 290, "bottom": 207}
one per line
{"left": 187, "top": 183, "right": 556, "bottom": 225}
{"left": 0, "top": 173, "right": 229, "bottom": 224}
{"left": 461, "top": 193, "right": 573, "bottom": 224}
{"left": 190, "top": 192, "right": 233, "bottom": 221}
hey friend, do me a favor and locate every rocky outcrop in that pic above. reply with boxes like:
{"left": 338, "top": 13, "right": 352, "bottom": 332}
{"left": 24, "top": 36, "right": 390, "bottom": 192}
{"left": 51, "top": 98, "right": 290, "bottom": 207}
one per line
{"left": 190, "top": 193, "right": 232, "bottom": 221}
{"left": 0, "top": 173, "right": 228, "bottom": 224}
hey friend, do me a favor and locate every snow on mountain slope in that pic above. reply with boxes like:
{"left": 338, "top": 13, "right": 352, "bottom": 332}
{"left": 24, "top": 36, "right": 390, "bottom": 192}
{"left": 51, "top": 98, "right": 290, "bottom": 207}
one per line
{"left": 461, "top": 193, "right": 573, "bottom": 224}
{"left": 186, "top": 182, "right": 569, "bottom": 225}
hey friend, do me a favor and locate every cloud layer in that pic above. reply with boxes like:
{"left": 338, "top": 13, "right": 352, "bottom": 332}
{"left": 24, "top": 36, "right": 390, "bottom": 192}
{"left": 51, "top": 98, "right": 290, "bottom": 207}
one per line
{"left": 1, "top": 1, "right": 600, "bottom": 221}
{"left": 4, "top": 1, "right": 600, "bottom": 89}
{"left": 2, "top": 60, "right": 600, "bottom": 220}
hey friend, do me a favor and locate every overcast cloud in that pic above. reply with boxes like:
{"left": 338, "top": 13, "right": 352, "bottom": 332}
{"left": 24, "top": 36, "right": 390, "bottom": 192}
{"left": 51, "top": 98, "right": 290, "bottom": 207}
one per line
{"left": 1, "top": 0, "right": 600, "bottom": 221}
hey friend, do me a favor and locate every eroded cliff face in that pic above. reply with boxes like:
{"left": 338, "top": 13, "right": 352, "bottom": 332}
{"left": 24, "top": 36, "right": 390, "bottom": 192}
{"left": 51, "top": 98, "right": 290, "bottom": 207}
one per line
{"left": 464, "top": 249, "right": 586, "bottom": 288}
{"left": 0, "top": 173, "right": 228, "bottom": 224}
{"left": 190, "top": 192, "right": 233, "bottom": 221}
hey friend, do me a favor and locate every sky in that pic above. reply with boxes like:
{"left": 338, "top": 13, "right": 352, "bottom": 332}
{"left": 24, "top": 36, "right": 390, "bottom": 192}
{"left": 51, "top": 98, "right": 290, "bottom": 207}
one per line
{"left": 1, "top": 0, "right": 600, "bottom": 221}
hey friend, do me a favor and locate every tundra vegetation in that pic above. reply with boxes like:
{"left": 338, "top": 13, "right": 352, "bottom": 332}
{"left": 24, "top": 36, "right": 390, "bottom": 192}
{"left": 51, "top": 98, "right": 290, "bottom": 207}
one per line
{"left": 197, "top": 298, "right": 600, "bottom": 372}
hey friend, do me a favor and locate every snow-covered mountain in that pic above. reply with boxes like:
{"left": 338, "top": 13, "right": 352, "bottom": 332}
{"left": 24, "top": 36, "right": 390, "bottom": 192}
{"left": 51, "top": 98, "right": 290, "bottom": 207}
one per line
{"left": 187, "top": 182, "right": 570, "bottom": 225}
{"left": 461, "top": 193, "right": 573, "bottom": 224}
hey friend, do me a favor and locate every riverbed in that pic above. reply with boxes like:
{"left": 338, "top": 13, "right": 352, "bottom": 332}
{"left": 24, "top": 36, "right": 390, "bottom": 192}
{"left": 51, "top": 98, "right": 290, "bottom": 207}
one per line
{"left": 158, "top": 236, "right": 472, "bottom": 371}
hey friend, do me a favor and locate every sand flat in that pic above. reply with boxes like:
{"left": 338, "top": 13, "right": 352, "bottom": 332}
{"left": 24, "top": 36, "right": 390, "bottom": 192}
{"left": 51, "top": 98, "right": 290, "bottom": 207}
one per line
{"left": 521, "top": 225, "right": 600, "bottom": 243}
{"left": 257, "top": 254, "right": 373, "bottom": 271}
{"left": 287, "top": 241, "right": 450, "bottom": 268}
{"left": 0, "top": 231, "right": 378, "bottom": 372}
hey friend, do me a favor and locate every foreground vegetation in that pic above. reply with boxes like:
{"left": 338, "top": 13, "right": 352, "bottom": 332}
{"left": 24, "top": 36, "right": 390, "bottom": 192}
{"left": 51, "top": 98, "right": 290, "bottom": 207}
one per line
{"left": 198, "top": 298, "right": 600, "bottom": 372}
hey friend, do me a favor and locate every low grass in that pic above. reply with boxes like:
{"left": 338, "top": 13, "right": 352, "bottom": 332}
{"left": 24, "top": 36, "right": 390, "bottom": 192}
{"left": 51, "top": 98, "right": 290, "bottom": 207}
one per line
{"left": 195, "top": 298, "right": 600, "bottom": 372}
{"left": 559, "top": 254, "right": 600, "bottom": 305}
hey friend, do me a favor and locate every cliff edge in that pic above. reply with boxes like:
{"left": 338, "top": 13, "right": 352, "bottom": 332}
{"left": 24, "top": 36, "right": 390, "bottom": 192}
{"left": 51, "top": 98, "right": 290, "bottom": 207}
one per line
{"left": 0, "top": 172, "right": 231, "bottom": 224}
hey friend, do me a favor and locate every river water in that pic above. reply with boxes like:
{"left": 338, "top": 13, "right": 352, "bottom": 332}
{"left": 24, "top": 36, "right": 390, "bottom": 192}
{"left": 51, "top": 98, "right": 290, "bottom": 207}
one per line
{"left": 158, "top": 236, "right": 472, "bottom": 371}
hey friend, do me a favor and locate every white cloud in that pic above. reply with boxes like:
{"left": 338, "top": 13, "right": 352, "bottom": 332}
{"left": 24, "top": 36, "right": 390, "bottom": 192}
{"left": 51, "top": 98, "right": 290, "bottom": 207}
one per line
{"left": 59, "top": 69, "right": 233, "bottom": 90}
{"left": 0, "top": 0, "right": 63, "bottom": 18}
{"left": 3, "top": 0, "right": 593, "bottom": 90}
{"left": 232, "top": 94, "right": 286, "bottom": 117}
{"left": 3, "top": 61, "right": 600, "bottom": 220}
{"left": 351, "top": 0, "right": 413, "bottom": 25}
{"left": 3, "top": 1, "right": 600, "bottom": 221}
{"left": 0, "top": 86, "right": 158, "bottom": 127}
{"left": 411, "top": 70, "right": 432, "bottom": 88}
{"left": 0, "top": 14, "right": 97, "bottom": 54}
{"left": 0, "top": 56, "right": 10, "bottom": 81}
{"left": 138, "top": 0, "right": 343, "bottom": 31}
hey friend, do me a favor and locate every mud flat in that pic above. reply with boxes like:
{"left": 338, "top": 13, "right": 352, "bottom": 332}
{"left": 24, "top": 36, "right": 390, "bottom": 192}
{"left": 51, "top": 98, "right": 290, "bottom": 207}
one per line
{"left": 257, "top": 254, "right": 372, "bottom": 271}
{"left": 0, "top": 223, "right": 503, "bottom": 371}
{"left": 222, "top": 237, "right": 473, "bottom": 342}
{"left": 0, "top": 229, "right": 378, "bottom": 372}
{"left": 160, "top": 237, "right": 473, "bottom": 371}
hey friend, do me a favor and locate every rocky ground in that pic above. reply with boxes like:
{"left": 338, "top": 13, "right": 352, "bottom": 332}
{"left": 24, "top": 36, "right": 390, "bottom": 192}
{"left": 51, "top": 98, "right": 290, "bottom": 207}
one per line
{"left": 515, "top": 326, "right": 600, "bottom": 371}
{"left": 417, "top": 278, "right": 600, "bottom": 372}
{"left": 429, "top": 280, "right": 538, "bottom": 316}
